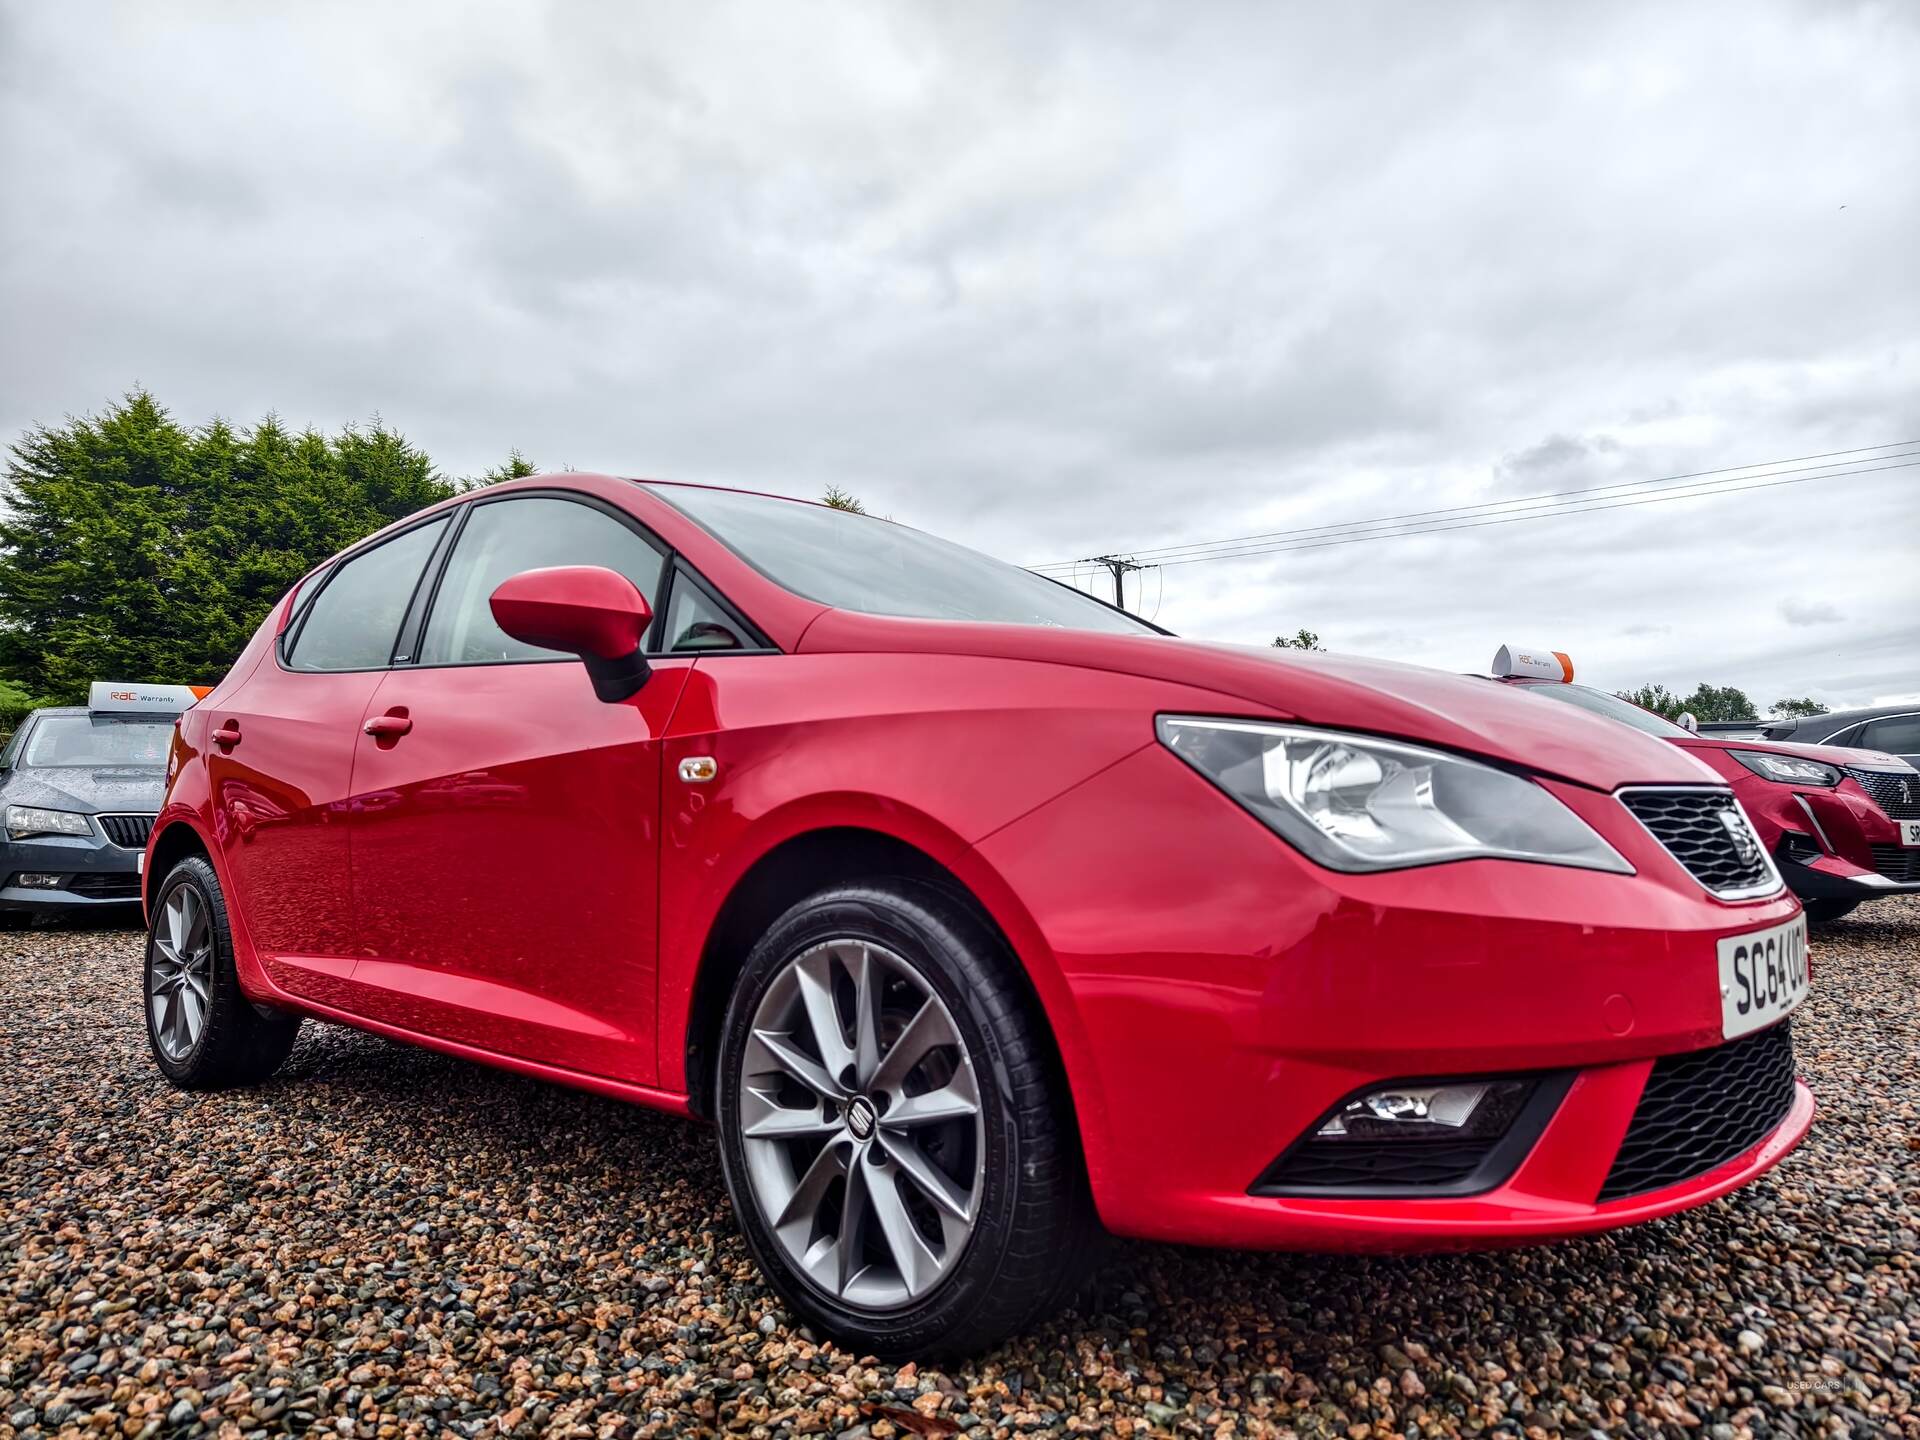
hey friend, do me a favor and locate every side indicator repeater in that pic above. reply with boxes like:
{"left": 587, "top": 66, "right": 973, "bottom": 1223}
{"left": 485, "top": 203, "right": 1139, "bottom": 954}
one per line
{"left": 678, "top": 756, "right": 719, "bottom": 784}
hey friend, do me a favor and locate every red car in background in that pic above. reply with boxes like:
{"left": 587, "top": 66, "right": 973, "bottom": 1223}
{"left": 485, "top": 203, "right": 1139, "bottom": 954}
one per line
{"left": 1492, "top": 645, "right": 1920, "bottom": 922}
{"left": 141, "top": 478, "right": 1814, "bottom": 1355}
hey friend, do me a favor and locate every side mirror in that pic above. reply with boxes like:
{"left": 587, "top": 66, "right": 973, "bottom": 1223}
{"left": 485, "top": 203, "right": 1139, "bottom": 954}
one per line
{"left": 489, "top": 566, "right": 654, "bottom": 702}
{"left": 1677, "top": 711, "right": 1699, "bottom": 733}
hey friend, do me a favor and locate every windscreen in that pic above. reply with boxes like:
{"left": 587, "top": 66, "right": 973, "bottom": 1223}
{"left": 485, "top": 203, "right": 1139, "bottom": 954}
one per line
{"left": 22, "top": 715, "right": 174, "bottom": 768}
{"left": 652, "top": 484, "right": 1160, "bottom": 635}
{"left": 1511, "top": 682, "right": 1692, "bottom": 740}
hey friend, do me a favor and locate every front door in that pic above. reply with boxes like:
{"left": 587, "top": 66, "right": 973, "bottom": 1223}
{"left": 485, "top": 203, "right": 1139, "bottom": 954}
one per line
{"left": 341, "top": 493, "right": 683, "bottom": 1083}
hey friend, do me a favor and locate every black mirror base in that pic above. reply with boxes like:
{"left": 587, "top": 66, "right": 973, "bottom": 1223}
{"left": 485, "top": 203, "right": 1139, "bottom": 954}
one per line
{"left": 583, "top": 650, "right": 652, "bottom": 703}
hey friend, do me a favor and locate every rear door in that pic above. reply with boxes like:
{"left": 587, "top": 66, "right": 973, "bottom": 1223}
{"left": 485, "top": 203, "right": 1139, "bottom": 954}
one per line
{"left": 207, "top": 515, "right": 449, "bottom": 1005}
{"left": 343, "top": 493, "right": 690, "bottom": 1083}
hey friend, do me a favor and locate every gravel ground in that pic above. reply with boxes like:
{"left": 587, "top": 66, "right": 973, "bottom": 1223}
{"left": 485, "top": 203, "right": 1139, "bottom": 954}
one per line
{"left": 2, "top": 901, "right": 1916, "bottom": 1439}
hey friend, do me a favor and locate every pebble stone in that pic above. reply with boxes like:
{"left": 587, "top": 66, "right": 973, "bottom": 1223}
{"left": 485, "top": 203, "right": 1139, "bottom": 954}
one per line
{"left": 3, "top": 900, "right": 1917, "bottom": 1437}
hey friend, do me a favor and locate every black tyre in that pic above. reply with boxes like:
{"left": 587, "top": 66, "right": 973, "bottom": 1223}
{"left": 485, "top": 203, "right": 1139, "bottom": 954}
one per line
{"left": 1801, "top": 898, "right": 1859, "bottom": 924}
{"left": 715, "top": 881, "right": 1096, "bottom": 1357}
{"left": 144, "top": 855, "right": 300, "bottom": 1089}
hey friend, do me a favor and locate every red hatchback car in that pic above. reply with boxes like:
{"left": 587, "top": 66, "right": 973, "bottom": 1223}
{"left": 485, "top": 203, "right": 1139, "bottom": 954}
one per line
{"left": 1490, "top": 646, "right": 1920, "bottom": 922}
{"left": 144, "top": 476, "right": 1813, "bottom": 1355}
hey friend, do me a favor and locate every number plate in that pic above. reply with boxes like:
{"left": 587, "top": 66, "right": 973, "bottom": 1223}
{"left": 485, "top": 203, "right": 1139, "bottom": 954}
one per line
{"left": 1717, "top": 915, "right": 1808, "bottom": 1040}
{"left": 1900, "top": 818, "right": 1920, "bottom": 848}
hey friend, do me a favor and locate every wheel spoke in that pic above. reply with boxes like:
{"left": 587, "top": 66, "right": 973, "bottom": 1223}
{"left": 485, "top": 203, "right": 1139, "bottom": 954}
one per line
{"left": 850, "top": 944, "right": 883, "bottom": 1088}
{"left": 836, "top": 1157, "right": 872, "bottom": 1295}
{"left": 878, "top": 1071, "right": 980, "bottom": 1130}
{"left": 152, "top": 935, "right": 181, "bottom": 969}
{"left": 878, "top": 1133, "right": 974, "bottom": 1222}
{"left": 870, "top": 998, "right": 955, "bottom": 1095}
{"left": 792, "top": 952, "right": 856, "bottom": 1084}
{"left": 864, "top": 1167, "right": 936, "bottom": 1296}
{"left": 178, "top": 984, "right": 205, "bottom": 1045}
{"left": 181, "top": 888, "right": 209, "bottom": 953}
{"left": 749, "top": 1028, "right": 847, "bottom": 1101}
{"left": 164, "top": 893, "right": 188, "bottom": 955}
{"left": 741, "top": 1091, "right": 841, "bottom": 1141}
{"left": 774, "top": 1136, "right": 849, "bottom": 1231}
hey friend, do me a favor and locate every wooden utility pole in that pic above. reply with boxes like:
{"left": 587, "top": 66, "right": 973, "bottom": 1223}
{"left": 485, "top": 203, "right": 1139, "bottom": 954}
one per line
{"left": 1088, "top": 555, "right": 1145, "bottom": 610}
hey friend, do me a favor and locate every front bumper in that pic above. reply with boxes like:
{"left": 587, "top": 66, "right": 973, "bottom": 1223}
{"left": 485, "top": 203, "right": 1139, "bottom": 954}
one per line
{"left": 1751, "top": 784, "right": 1920, "bottom": 898}
{"left": 975, "top": 742, "right": 1813, "bottom": 1249}
{"left": 0, "top": 831, "right": 144, "bottom": 912}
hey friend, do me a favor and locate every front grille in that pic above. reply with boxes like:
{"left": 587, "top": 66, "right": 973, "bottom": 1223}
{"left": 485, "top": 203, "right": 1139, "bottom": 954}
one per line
{"left": 1846, "top": 768, "right": 1920, "bottom": 819}
{"left": 1619, "top": 787, "right": 1777, "bottom": 897}
{"left": 1598, "top": 1021, "right": 1797, "bottom": 1203}
{"left": 66, "top": 873, "right": 142, "bottom": 900}
{"left": 1869, "top": 845, "right": 1920, "bottom": 884}
{"left": 95, "top": 813, "right": 155, "bottom": 849}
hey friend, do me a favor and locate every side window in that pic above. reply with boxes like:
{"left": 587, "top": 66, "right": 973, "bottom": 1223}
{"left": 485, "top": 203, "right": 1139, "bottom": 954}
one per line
{"left": 289, "top": 519, "right": 448, "bottom": 672}
{"left": 1861, "top": 715, "right": 1920, "bottom": 754}
{"left": 418, "top": 497, "right": 666, "bottom": 666}
{"left": 661, "top": 570, "right": 748, "bottom": 652}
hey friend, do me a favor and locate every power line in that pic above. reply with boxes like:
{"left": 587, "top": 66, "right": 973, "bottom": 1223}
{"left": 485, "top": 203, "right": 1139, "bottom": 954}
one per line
{"left": 1140, "top": 458, "right": 1919, "bottom": 568}
{"left": 1028, "top": 441, "right": 1917, "bottom": 573}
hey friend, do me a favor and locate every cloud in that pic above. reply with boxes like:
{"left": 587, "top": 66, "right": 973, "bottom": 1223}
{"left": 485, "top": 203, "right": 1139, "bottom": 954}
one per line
{"left": 1780, "top": 598, "right": 1844, "bottom": 626}
{"left": 1, "top": 1, "right": 1916, "bottom": 705}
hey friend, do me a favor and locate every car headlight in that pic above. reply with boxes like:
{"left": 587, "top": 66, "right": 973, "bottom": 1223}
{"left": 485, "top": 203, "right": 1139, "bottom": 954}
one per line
{"left": 1157, "top": 717, "right": 1632, "bottom": 874}
{"left": 1728, "top": 749, "right": 1841, "bottom": 787}
{"left": 5, "top": 805, "right": 94, "bottom": 841}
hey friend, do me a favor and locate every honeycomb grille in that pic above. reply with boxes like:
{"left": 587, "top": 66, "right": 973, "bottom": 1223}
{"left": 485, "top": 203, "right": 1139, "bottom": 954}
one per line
{"left": 1846, "top": 767, "right": 1920, "bottom": 820}
{"left": 1619, "top": 788, "right": 1776, "bottom": 896}
{"left": 1598, "top": 1021, "right": 1797, "bottom": 1203}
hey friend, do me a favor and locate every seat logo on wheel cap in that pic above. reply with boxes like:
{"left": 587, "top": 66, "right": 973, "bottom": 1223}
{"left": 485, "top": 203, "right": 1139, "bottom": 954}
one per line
{"left": 846, "top": 1096, "right": 877, "bottom": 1141}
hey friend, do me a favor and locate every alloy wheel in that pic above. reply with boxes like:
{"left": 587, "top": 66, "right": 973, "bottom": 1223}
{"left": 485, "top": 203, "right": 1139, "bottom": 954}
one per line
{"left": 738, "top": 937, "right": 987, "bottom": 1311}
{"left": 149, "top": 883, "right": 214, "bottom": 1061}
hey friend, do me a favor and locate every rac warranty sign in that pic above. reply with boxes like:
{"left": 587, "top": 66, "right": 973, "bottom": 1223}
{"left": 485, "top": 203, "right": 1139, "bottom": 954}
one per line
{"left": 87, "top": 681, "right": 213, "bottom": 714}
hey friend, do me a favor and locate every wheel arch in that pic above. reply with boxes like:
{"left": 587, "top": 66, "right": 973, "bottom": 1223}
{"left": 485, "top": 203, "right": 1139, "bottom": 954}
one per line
{"left": 145, "top": 816, "right": 213, "bottom": 915}
{"left": 678, "top": 824, "right": 1097, "bottom": 1171}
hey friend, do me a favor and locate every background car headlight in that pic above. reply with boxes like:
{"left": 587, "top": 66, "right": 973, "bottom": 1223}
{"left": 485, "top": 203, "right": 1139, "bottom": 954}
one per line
{"left": 4, "top": 805, "right": 94, "bottom": 840}
{"left": 1157, "top": 717, "right": 1632, "bottom": 874}
{"left": 1728, "top": 749, "right": 1841, "bottom": 787}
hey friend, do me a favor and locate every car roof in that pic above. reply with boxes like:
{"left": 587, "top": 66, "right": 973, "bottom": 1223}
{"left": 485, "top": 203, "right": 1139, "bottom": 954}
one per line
{"left": 1768, "top": 703, "right": 1918, "bottom": 734}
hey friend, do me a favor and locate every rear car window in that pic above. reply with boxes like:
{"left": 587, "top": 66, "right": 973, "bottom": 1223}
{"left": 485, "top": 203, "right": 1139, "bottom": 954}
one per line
{"left": 289, "top": 518, "right": 448, "bottom": 671}
{"left": 1861, "top": 715, "right": 1920, "bottom": 754}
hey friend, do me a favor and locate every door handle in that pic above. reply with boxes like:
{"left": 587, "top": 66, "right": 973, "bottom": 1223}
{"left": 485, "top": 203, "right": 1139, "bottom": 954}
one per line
{"left": 212, "top": 722, "right": 242, "bottom": 749}
{"left": 363, "top": 713, "right": 413, "bottom": 739}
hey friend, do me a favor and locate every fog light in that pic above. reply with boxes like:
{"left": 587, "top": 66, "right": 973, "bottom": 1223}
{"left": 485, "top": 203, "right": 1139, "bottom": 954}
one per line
{"left": 1318, "top": 1082, "right": 1494, "bottom": 1136}
{"left": 15, "top": 873, "right": 64, "bottom": 889}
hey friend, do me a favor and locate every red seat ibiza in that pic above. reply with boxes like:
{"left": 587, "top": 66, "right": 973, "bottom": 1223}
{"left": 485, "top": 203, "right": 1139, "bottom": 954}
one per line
{"left": 143, "top": 475, "right": 1813, "bottom": 1355}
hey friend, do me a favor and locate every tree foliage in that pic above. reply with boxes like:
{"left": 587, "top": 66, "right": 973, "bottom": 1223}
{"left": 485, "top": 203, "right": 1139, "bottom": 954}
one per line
{"left": 1616, "top": 681, "right": 1758, "bottom": 722}
{"left": 1769, "top": 696, "right": 1828, "bottom": 719}
{"left": 1272, "top": 628, "right": 1324, "bottom": 651}
{"left": 0, "top": 390, "right": 520, "bottom": 702}
{"left": 820, "top": 485, "right": 867, "bottom": 513}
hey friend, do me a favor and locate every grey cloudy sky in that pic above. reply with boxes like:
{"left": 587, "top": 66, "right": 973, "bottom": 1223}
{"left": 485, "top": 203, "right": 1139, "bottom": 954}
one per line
{"left": 3, "top": 1, "right": 1916, "bottom": 707}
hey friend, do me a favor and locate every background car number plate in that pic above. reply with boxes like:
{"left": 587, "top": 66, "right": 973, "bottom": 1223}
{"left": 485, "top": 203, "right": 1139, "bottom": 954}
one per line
{"left": 1900, "top": 819, "right": 1920, "bottom": 848}
{"left": 1717, "top": 915, "right": 1807, "bottom": 1040}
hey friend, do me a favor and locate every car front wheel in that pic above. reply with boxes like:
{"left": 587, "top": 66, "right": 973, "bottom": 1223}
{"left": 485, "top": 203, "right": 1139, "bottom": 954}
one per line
{"left": 144, "top": 855, "right": 301, "bottom": 1089}
{"left": 715, "top": 880, "right": 1095, "bottom": 1357}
